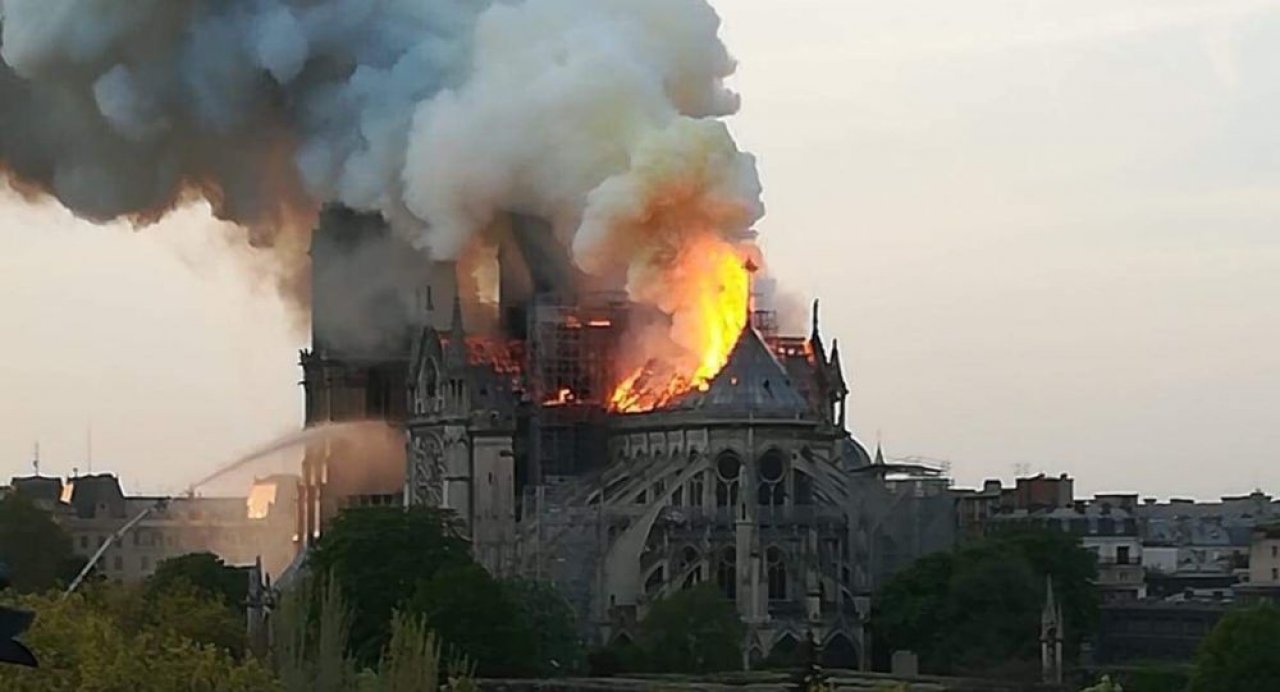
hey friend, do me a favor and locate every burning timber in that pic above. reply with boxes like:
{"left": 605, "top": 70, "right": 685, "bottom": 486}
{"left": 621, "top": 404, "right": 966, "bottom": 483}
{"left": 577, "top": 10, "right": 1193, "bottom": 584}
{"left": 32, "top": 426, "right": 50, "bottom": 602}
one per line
{"left": 297, "top": 206, "right": 952, "bottom": 667}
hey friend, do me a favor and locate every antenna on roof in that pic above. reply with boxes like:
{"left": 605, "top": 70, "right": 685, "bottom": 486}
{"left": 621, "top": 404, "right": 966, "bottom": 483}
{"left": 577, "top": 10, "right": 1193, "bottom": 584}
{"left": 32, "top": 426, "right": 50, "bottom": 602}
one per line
{"left": 86, "top": 422, "right": 93, "bottom": 474}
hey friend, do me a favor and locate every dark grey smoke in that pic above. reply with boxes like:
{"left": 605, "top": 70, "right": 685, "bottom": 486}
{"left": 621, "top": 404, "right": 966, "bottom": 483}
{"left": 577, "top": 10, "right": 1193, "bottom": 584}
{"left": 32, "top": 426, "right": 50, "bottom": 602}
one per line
{"left": 0, "top": 1, "right": 479, "bottom": 270}
{"left": 0, "top": 0, "right": 762, "bottom": 358}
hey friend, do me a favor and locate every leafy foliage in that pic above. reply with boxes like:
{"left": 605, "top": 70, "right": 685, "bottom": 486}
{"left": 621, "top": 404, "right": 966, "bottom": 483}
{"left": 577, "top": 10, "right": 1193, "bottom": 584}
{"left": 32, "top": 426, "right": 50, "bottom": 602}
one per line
{"left": 112, "top": 581, "right": 248, "bottom": 657}
{"left": 498, "top": 578, "right": 586, "bottom": 676}
{"left": 0, "top": 590, "right": 278, "bottom": 691}
{"left": 309, "top": 506, "right": 585, "bottom": 677}
{"left": 0, "top": 493, "right": 78, "bottom": 593}
{"left": 408, "top": 563, "right": 535, "bottom": 678}
{"left": 631, "top": 584, "right": 746, "bottom": 674}
{"left": 146, "top": 552, "right": 248, "bottom": 609}
{"left": 1189, "top": 602, "right": 1280, "bottom": 692}
{"left": 272, "top": 573, "right": 476, "bottom": 692}
{"left": 308, "top": 507, "right": 472, "bottom": 664}
{"left": 273, "top": 575, "right": 360, "bottom": 692}
{"left": 1113, "top": 665, "right": 1190, "bottom": 692}
{"left": 871, "top": 526, "right": 1099, "bottom": 676}
{"left": 1080, "top": 675, "right": 1123, "bottom": 692}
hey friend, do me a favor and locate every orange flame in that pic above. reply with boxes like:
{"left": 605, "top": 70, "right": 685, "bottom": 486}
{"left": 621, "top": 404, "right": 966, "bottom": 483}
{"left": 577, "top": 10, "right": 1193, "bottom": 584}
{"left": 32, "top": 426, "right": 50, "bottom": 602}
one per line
{"left": 609, "top": 236, "right": 750, "bottom": 413}
{"left": 544, "top": 387, "right": 577, "bottom": 406}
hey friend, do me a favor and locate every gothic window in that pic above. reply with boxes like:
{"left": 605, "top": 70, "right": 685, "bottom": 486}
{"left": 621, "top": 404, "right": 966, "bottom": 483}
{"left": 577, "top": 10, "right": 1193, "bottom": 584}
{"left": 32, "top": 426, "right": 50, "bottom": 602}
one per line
{"left": 759, "top": 449, "right": 785, "bottom": 481}
{"left": 757, "top": 449, "right": 787, "bottom": 508}
{"left": 416, "top": 359, "right": 440, "bottom": 414}
{"left": 767, "top": 547, "right": 787, "bottom": 600}
{"left": 758, "top": 481, "right": 785, "bottom": 507}
{"left": 718, "top": 452, "right": 742, "bottom": 480}
{"left": 682, "top": 569, "right": 701, "bottom": 590}
{"left": 671, "top": 485, "right": 684, "bottom": 507}
{"left": 717, "top": 547, "right": 737, "bottom": 600}
{"left": 689, "top": 473, "right": 704, "bottom": 509}
{"left": 715, "top": 452, "right": 741, "bottom": 508}
{"left": 644, "top": 566, "right": 664, "bottom": 595}
{"left": 717, "top": 481, "right": 739, "bottom": 508}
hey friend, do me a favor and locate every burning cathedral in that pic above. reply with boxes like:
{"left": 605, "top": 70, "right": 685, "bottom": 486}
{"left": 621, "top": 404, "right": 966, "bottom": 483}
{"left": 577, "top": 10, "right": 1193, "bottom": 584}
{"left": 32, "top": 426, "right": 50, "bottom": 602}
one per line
{"left": 0, "top": 0, "right": 956, "bottom": 669}
{"left": 294, "top": 204, "right": 952, "bottom": 669}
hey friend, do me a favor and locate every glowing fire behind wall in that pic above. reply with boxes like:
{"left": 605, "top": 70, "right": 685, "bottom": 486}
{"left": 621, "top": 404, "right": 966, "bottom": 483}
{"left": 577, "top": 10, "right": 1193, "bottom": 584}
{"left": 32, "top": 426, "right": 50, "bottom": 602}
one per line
{"left": 609, "top": 235, "right": 750, "bottom": 413}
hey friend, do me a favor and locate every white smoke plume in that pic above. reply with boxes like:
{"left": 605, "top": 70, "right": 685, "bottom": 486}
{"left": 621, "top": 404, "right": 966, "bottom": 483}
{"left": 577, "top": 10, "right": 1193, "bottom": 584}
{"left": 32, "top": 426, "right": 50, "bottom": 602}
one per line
{"left": 0, "top": 0, "right": 763, "bottom": 343}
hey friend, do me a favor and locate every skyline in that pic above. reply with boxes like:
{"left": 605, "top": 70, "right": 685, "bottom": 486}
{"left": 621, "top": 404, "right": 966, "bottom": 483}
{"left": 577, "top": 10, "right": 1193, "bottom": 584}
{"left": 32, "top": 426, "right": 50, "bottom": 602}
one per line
{"left": 3, "top": 0, "right": 1279, "bottom": 499}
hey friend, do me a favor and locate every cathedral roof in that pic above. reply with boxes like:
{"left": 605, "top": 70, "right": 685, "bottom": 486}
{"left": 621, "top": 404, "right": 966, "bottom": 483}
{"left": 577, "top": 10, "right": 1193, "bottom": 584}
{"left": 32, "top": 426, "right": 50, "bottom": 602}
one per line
{"left": 668, "top": 325, "right": 810, "bottom": 418}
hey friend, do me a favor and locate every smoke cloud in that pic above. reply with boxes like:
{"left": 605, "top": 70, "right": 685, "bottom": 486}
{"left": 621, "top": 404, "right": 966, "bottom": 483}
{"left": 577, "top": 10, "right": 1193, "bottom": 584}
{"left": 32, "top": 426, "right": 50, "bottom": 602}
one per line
{"left": 0, "top": 0, "right": 763, "bottom": 335}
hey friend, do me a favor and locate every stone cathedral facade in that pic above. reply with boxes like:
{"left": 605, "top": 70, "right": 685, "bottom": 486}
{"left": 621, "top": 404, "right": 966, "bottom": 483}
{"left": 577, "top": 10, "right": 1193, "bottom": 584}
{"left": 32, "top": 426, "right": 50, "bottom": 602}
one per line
{"left": 405, "top": 301, "right": 889, "bottom": 667}
{"left": 300, "top": 205, "right": 956, "bottom": 669}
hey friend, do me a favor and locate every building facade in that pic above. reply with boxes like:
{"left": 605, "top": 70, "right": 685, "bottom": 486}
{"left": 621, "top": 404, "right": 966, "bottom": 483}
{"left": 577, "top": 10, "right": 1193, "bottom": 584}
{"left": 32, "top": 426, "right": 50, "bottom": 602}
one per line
{"left": 9, "top": 473, "right": 297, "bottom": 582}
{"left": 289, "top": 206, "right": 960, "bottom": 667}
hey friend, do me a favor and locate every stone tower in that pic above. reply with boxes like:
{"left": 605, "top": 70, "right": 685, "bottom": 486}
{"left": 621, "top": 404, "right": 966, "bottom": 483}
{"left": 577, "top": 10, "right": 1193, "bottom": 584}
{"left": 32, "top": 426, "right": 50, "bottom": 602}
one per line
{"left": 297, "top": 205, "right": 455, "bottom": 546}
{"left": 1041, "top": 574, "right": 1064, "bottom": 685}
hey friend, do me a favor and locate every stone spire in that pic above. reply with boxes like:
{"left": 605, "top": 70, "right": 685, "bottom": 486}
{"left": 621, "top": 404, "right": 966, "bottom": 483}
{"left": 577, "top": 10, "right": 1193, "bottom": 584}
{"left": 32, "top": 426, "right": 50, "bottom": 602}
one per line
{"left": 445, "top": 292, "right": 467, "bottom": 367}
{"left": 810, "top": 300, "right": 825, "bottom": 355}
{"left": 1040, "top": 574, "right": 1064, "bottom": 685}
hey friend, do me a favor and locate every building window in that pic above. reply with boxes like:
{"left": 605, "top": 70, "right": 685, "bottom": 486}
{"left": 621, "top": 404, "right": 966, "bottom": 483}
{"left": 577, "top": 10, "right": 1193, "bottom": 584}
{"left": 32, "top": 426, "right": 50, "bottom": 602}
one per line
{"left": 1273, "top": 568, "right": 1278, "bottom": 582}
{"left": 767, "top": 547, "right": 787, "bottom": 600}
{"left": 644, "top": 567, "right": 664, "bottom": 595}
{"left": 1272, "top": 545, "right": 1278, "bottom": 559}
{"left": 113, "top": 556, "right": 123, "bottom": 572}
{"left": 79, "top": 536, "right": 88, "bottom": 550}
{"left": 1117, "top": 546, "right": 1130, "bottom": 565}
{"left": 717, "top": 548, "right": 737, "bottom": 600}
{"left": 715, "top": 452, "right": 742, "bottom": 508}
{"left": 757, "top": 482, "right": 785, "bottom": 508}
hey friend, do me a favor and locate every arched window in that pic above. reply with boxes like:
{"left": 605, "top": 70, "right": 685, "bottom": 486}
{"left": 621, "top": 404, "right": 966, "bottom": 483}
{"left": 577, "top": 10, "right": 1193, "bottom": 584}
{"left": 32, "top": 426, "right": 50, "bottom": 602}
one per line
{"left": 715, "top": 452, "right": 741, "bottom": 508}
{"left": 415, "top": 359, "right": 440, "bottom": 414}
{"left": 689, "top": 472, "right": 704, "bottom": 509}
{"left": 717, "top": 547, "right": 737, "bottom": 600}
{"left": 757, "top": 449, "right": 787, "bottom": 507}
{"left": 718, "top": 452, "right": 742, "bottom": 480}
{"left": 759, "top": 449, "right": 785, "bottom": 482}
{"left": 767, "top": 546, "right": 787, "bottom": 600}
{"left": 644, "top": 566, "right": 664, "bottom": 595}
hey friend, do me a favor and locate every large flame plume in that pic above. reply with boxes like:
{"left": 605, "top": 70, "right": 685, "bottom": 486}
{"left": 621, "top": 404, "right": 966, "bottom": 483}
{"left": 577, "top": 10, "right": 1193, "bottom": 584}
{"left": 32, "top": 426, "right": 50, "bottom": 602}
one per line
{"left": 609, "top": 236, "right": 751, "bottom": 412}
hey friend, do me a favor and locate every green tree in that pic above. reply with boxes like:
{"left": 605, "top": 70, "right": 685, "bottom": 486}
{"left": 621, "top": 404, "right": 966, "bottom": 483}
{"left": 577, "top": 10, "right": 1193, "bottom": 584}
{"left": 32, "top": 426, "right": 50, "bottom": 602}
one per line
{"left": 0, "top": 493, "right": 76, "bottom": 593}
{"left": 307, "top": 507, "right": 472, "bottom": 664}
{"left": 105, "top": 581, "right": 247, "bottom": 656}
{"left": 146, "top": 552, "right": 248, "bottom": 608}
{"left": 408, "top": 563, "right": 533, "bottom": 677}
{"left": 271, "top": 574, "right": 475, "bottom": 692}
{"left": 0, "top": 590, "right": 278, "bottom": 691}
{"left": 1189, "top": 602, "right": 1280, "bottom": 692}
{"left": 502, "top": 578, "right": 586, "bottom": 676}
{"left": 632, "top": 583, "right": 745, "bottom": 674}
{"left": 872, "top": 526, "right": 1098, "bottom": 677}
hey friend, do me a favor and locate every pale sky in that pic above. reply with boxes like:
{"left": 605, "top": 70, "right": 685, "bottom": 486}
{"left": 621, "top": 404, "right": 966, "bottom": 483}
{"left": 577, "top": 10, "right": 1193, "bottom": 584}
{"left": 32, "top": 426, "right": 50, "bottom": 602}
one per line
{"left": 3, "top": 0, "right": 1279, "bottom": 499}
